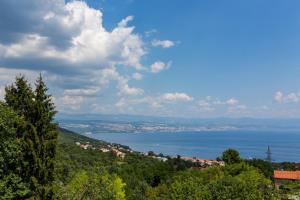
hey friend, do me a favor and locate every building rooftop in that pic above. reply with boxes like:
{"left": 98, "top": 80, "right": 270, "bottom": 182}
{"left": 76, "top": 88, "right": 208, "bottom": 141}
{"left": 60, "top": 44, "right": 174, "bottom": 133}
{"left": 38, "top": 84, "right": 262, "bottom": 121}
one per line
{"left": 274, "top": 170, "right": 300, "bottom": 180}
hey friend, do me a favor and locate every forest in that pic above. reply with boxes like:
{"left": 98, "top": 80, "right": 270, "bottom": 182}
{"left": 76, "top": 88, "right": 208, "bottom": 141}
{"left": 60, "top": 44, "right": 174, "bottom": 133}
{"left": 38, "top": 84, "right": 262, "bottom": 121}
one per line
{"left": 0, "top": 76, "right": 299, "bottom": 199}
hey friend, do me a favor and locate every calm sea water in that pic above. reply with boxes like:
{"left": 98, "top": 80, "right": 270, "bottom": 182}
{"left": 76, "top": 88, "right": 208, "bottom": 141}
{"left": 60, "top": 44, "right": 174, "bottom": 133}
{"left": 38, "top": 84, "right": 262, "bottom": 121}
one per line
{"left": 87, "top": 131, "right": 300, "bottom": 162}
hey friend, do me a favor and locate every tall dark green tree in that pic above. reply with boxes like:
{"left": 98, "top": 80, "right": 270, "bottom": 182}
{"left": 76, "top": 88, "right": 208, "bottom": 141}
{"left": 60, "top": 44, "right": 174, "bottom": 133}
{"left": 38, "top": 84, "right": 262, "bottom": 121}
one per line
{"left": 5, "top": 75, "right": 58, "bottom": 199}
{"left": 4, "top": 75, "right": 34, "bottom": 119}
{"left": 0, "top": 103, "right": 30, "bottom": 199}
{"left": 31, "top": 74, "right": 58, "bottom": 199}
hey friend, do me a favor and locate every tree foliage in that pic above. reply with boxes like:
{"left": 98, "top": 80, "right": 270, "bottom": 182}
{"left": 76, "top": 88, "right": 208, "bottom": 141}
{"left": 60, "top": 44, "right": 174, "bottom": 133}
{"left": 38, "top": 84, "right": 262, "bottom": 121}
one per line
{"left": 58, "top": 168, "right": 126, "bottom": 200}
{"left": 0, "top": 103, "right": 30, "bottom": 199}
{"left": 0, "top": 75, "right": 291, "bottom": 200}
{"left": 4, "top": 75, "right": 58, "bottom": 199}
{"left": 221, "top": 148, "right": 241, "bottom": 165}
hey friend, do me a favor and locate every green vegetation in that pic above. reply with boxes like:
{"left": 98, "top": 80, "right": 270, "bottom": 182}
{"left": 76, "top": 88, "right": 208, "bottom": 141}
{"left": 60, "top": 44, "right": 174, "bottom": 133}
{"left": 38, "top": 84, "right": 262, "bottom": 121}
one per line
{"left": 220, "top": 148, "right": 241, "bottom": 165}
{"left": 55, "top": 128, "right": 280, "bottom": 200}
{"left": 0, "top": 103, "right": 30, "bottom": 199}
{"left": 0, "top": 75, "right": 299, "bottom": 199}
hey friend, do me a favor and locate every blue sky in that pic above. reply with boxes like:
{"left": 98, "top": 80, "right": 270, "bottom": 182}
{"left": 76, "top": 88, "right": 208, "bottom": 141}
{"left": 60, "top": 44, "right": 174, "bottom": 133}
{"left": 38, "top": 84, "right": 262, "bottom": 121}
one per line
{"left": 1, "top": 0, "right": 300, "bottom": 118}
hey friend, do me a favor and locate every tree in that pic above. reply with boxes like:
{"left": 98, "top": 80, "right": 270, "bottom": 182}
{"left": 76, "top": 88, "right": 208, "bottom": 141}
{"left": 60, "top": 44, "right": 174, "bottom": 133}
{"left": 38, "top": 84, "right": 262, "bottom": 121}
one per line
{"left": 58, "top": 169, "right": 126, "bottom": 200}
{"left": 221, "top": 148, "right": 241, "bottom": 165}
{"left": 0, "top": 103, "right": 30, "bottom": 199}
{"left": 5, "top": 75, "right": 58, "bottom": 199}
{"left": 210, "top": 163, "right": 277, "bottom": 200}
{"left": 4, "top": 75, "right": 34, "bottom": 120}
{"left": 148, "top": 151, "right": 155, "bottom": 157}
{"left": 31, "top": 75, "right": 58, "bottom": 197}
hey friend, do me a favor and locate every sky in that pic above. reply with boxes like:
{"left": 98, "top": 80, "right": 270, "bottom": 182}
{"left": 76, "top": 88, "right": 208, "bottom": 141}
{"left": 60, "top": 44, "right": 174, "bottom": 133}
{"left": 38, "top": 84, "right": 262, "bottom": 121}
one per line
{"left": 1, "top": 0, "right": 300, "bottom": 118}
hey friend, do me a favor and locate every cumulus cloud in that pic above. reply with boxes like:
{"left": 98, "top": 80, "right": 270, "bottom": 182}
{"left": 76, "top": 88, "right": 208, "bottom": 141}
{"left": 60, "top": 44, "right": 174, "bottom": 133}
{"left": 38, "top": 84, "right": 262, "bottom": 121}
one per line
{"left": 197, "top": 96, "right": 241, "bottom": 113}
{"left": 99, "top": 68, "right": 144, "bottom": 96}
{"left": 274, "top": 92, "right": 284, "bottom": 103}
{"left": 0, "top": 0, "right": 147, "bottom": 100}
{"left": 274, "top": 91, "right": 299, "bottom": 103}
{"left": 198, "top": 100, "right": 214, "bottom": 112}
{"left": 116, "top": 96, "right": 161, "bottom": 109}
{"left": 226, "top": 98, "right": 239, "bottom": 105}
{"left": 53, "top": 95, "right": 84, "bottom": 111}
{"left": 0, "top": 0, "right": 162, "bottom": 119}
{"left": 0, "top": 68, "right": 38, "bottom": 84}
{"left": 150, "top": 61, "right": 171, "bottom": 73}
{"left": 152, "top": 39, "right": 175, "bottom": 48}
{"left": 161, "top": 92, "right": 193, "bottom": 102}
{"left": 0, "top": 1, "right": 145, "bottom": 72}
{"left": 115, "top": 91, "right": 195, "bottom": 114}
{"left": 118, "top": 15, "right": 134, "bottom": 27}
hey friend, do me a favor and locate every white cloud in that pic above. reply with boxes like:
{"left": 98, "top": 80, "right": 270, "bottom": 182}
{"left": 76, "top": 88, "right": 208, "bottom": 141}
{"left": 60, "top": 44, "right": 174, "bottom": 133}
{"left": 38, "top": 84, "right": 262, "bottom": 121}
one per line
{"left": 152, "top": 39, "right": 175, "bottom": 48}
{"left": 287, "top": 93, "right": 299, "bottom": 102}
{"left": 197, "top": 96, "right": 241, "bottom": 113}
{"left": 226, "top": 98, "right": 239, "bottom": 105}
{"left": 105, "top": 68, "right": 144, "bottom": 96}
{"left": 118, "top": 15, "right": 134, "bottom": 27}
{"left": 161, "top": 92, "right": 193, "bottom": 102}
{"left": 0, "top": 68, "right": 38, "bottom": 84}
{"left": 274, "top": 91, "right": 299, "bottom": 103}
{"left": 64, "top": 87, "right": 99, "bottom": 96}
{"left": 150, "top": 61, "right": 171, "bottom": 73}
{"left": 0, "top": 0, "right": 148, "bottom": 99}
{"left": 116, "top": 96, "right": 160, "bottom": 108}
{"left": 199, "top": 96, "right": 240, "bottom": 106}
{"left": 132, "top": 72, "right": 143, "bottom": 80}
{"left": 115, "top": 91, "right": 195, "bottom": 114}
{"left": 118, "top": 79, "right": 144, "bottom": 96}
{"left": 0, "top": 1, "right": 145, "bottom": 71}
{"left": 275, "top": 91, "right": 284, "bottom": 103}
{"left": 145, "top": 29, "right": 157, "bottom": 37}
{"left": 198, "top": 100, "right": 214, "bottom": 112}
{"left": 54, "top": 95, "right": 84, "bottom": 111}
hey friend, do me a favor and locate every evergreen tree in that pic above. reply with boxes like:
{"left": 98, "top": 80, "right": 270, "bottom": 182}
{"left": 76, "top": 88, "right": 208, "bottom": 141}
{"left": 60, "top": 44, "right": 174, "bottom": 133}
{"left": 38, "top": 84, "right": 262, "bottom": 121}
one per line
{"left": 0, "top": 103, "right": 30, "bottom": 199}
{"left": 31, "top": 74, "right": 58, "bottom": 199}
{"left": 4, "top": 75, "right": 34, "bottom": 120}
{"left": 4, "top": 75, "right": 58, "bottom": 199}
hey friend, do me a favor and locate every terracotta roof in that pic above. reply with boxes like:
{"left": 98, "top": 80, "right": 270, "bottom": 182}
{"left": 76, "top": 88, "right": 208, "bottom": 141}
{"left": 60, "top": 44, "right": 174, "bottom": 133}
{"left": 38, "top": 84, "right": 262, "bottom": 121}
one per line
{"left": 274, "top": 170, "right": 300, "bottom": 180}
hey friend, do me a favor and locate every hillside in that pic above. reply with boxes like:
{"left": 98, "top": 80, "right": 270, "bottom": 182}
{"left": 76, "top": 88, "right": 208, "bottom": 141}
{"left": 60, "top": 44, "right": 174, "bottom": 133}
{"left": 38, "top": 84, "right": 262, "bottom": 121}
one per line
{"left": 56, "top": 128, "right": 300, "bottom": 199}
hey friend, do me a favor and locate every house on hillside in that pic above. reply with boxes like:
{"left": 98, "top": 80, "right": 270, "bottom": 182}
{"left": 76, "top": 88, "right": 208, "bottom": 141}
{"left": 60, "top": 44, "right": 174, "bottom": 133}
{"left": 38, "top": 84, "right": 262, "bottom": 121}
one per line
{"left": 112, "top": 148, "right": 126, "bottom": 159}
{"left": 274, "top": 170, "right": 300, "bottom": 188}
{"left": 181, "top": 156, "right": 225, "bottom": 166}
{"left": 99, "top": 148, "right": 110, "bottom": 153}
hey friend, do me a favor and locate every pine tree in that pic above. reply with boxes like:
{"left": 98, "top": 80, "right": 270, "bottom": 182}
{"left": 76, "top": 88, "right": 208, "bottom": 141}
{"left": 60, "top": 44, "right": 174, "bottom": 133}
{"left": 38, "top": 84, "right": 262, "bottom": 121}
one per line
{"left": 0, "top": 103, "right": 30, "bottom": 199}
{"left": 4, "top": 75, "right": 34, "bottom": 120}
{"left": 4, "top": 75, "right": 58, "bottom": 199}
{"left": 32, "top": 74, "right": 58, "bottom": 199}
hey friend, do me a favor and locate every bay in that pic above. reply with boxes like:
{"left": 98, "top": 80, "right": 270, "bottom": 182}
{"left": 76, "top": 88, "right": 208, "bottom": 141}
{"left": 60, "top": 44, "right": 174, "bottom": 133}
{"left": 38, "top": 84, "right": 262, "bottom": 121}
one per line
{"left": 86, "top": 131, "right": 300, "bottom": 162}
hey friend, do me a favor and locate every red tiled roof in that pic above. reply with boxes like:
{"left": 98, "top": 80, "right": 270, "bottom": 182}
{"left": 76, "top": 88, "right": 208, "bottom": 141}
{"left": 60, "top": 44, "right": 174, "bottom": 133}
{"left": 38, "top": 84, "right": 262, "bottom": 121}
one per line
{"left": 274, "top": 170, "right": 300, "bottom": 180}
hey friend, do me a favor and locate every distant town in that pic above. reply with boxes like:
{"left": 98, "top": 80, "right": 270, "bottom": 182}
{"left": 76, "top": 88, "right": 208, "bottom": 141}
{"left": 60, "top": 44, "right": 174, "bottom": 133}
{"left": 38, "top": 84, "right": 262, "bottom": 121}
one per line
{"left": 61, "top": 121, "right": 238, "bottom": 134}
{"left": 58, "top": 116, "right": 300, "bottom": 134}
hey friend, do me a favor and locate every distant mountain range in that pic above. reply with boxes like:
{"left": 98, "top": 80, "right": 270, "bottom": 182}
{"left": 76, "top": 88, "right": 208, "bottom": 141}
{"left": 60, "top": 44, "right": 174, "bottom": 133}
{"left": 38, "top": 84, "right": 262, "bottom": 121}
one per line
{"left": 56, "top": 113, "right": 300, "bottom": 134}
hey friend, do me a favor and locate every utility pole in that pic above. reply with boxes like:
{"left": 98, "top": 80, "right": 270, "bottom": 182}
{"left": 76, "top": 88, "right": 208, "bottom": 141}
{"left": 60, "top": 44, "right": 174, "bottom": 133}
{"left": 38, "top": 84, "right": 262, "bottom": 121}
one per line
{"left": 266, "top": 146, "right": 272, "bottom": 163}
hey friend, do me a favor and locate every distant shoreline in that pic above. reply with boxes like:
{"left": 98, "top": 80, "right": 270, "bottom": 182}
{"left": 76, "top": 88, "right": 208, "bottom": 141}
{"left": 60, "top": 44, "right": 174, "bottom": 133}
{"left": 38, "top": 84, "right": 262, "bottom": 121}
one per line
{"left": 75, "top": 131, "right": 300, "bottom": 163}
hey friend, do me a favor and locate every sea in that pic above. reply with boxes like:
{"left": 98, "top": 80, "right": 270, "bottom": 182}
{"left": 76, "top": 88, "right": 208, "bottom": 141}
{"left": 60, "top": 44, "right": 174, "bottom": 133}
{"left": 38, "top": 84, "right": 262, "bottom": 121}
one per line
{"left": 85, "top": 131, "right": 300, "bottom": 162}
